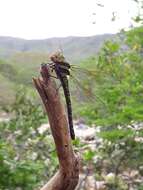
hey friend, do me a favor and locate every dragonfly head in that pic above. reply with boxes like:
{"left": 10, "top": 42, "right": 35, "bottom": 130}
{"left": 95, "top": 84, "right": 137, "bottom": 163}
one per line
{"left": 50, "top": 51, "right": 65, "bottom": 64}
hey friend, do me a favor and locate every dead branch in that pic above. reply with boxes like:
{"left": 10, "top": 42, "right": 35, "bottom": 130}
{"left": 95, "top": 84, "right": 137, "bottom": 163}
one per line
{"left": 33, "top": 64, "right": 80, "bottom": 190}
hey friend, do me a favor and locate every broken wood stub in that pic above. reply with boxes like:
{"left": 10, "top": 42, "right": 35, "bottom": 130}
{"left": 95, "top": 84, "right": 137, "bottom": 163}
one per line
{"left": 33, "top": 64, "right": 80, "bottom": 190}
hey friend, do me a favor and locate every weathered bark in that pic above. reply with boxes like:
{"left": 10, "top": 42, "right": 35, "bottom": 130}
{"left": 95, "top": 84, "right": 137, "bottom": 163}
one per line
{"left": 33, "top": 64, "right": 80, "bottom": 190}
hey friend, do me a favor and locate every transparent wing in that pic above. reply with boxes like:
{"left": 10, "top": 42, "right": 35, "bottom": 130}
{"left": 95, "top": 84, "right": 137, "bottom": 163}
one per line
{"left": 70, "top": 64, "right": 102, "bottom": 78}
{"left": 68, "top": 64, "right": 108, "bottom": 108}
{"left": 70, "top": 64, "right": 121, "bottom": 87}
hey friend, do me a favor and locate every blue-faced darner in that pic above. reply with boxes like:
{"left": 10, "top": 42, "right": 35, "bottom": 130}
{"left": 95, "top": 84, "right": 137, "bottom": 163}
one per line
{"left": 42, "top": 52, "right": 106, "bottom": 140}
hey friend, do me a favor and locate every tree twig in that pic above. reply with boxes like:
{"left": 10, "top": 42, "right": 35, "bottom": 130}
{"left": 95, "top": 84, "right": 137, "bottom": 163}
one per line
{"left": 33, "top": 64, "right": 80, "bottom": 190}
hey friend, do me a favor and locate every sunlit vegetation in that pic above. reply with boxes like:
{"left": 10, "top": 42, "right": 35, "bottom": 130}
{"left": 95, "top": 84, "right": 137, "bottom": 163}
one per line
{"left": 0, "top": 26, "right": 143, "bottom": 189}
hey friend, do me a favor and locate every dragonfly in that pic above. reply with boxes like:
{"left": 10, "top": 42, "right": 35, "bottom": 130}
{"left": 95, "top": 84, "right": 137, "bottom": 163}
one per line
{"left": 42, "top": 52, "right": 106, "bottom": 140}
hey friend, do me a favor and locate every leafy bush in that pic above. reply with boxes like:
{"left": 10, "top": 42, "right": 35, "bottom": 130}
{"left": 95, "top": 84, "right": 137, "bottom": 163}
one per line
{"left": 0, "top": 87, "right": 58, "bottom": 189}
{"left": 73, "top": 27, "right": 143, "bottom": 189}
{"left": 77, "top": 32, "right": 143, "bottom": 127}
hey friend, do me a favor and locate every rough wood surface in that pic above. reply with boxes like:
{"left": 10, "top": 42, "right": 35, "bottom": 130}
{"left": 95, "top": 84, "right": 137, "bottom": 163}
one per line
{"left": 33, "top": 64, "right": 80, "bottom": 190}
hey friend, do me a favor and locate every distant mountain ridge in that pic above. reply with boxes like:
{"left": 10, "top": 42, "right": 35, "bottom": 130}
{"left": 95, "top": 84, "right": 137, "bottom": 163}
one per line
{"left": 0, "top": 34, "right": 115, "bottom": 61}
{"left": 0, "top": 33, "right": 117, "bottom": 105}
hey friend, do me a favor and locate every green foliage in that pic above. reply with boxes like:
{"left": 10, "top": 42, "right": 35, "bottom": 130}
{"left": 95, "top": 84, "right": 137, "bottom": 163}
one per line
{"left": 0, "top": 26, "right": 143, "bottom": 189}
{"left": 126, "top": 26, "right": 143, "bottom": 49}
{"left": 9, "top": 52, "right": 48, "bottom": 85}
{"left": 0, "top": 87, "right": 58, "bottom": 189}
{"left": 99, "top": 128, "right": 134, "bottom": 142}
{"left": 0, "top": 59, "right": 17, "bottom": 81}
{"left": 83, "top": 149, "right": 96, "bottom": 161}
{"left": 77, "top": 30, "right": 143, "bottom": 127}
{"left": 71, "top": 27, "right": 143, "bottom": 189}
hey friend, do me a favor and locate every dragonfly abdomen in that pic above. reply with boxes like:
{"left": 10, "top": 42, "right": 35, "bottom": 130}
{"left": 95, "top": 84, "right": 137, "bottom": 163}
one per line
{"left": 60, "top": 76, "right": 75, "bottom": 140}
{"left": 48, "top": 60, "right": 75, "bottom": 140}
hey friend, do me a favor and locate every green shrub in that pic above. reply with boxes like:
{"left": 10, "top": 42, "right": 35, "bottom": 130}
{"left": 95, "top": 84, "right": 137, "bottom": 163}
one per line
{"left": 0, "top": 87, "right": 58, "bottom": 189}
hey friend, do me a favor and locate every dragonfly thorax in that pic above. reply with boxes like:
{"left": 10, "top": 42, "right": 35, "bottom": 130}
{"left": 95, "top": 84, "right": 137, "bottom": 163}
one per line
{"left": 54, "top": 62, "right": 70, "bottom": 77}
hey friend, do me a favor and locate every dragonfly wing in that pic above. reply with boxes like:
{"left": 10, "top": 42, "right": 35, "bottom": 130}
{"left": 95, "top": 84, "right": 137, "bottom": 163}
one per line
{"left": 70, "top": 64, "right": 107, "bottom": 77}
{"left": 70, "top": 65, "right": 98, "bottom": 77}
{"left": 70, "top": 73, "right": 107, "bottom": 107}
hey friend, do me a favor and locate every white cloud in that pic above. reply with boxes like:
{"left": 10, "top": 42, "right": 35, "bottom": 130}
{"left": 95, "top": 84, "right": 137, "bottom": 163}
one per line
{"left": 0, "top": 0, "right": 138, "bottom": 39}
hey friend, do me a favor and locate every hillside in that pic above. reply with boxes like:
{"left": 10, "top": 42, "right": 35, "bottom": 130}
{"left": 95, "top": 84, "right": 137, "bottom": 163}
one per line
{"left": 0, "top": 33, "right": 116, "bottom": 105}
{"left": 0, "top": 34, "right": 115, "bottom": 61}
